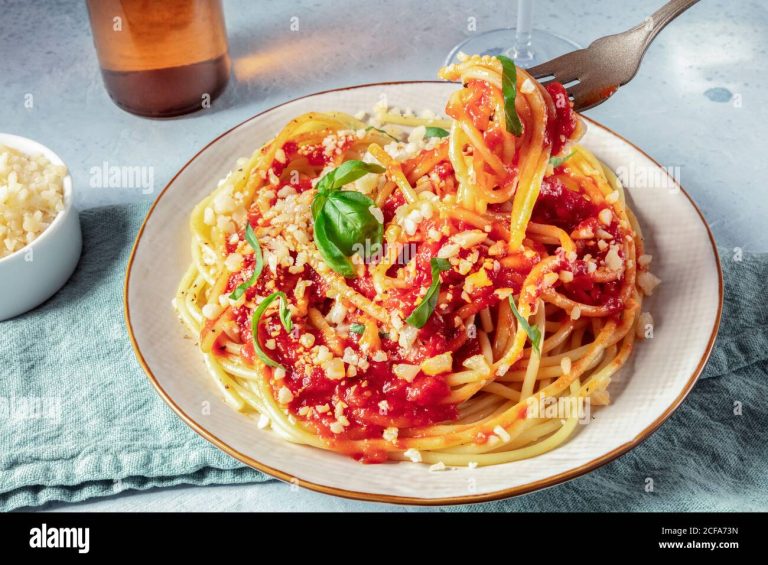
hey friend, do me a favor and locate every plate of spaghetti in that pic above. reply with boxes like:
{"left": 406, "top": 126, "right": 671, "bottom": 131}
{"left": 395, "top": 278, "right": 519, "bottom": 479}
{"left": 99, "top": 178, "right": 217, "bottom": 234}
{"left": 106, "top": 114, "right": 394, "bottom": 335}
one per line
{"left": 126, "top": 55, "right": 722, "bottom": 504}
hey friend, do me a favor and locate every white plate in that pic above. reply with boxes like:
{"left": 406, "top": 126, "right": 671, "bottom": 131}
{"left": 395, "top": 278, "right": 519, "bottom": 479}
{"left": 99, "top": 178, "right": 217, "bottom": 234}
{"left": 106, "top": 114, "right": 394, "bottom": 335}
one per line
{"left": 125, "top": 82, "right": 722, "bottom": 504}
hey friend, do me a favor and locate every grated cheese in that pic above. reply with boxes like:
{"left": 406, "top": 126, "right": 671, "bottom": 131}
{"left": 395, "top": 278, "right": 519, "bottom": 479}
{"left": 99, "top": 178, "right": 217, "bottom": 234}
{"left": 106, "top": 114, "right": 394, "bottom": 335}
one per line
{"left": 0, "top": 145, "right": 66, "bottom": 258}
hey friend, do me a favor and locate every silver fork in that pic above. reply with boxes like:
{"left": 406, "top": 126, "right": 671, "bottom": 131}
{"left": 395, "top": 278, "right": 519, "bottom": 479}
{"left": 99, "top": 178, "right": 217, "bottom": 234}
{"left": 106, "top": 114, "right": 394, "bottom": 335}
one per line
{"left": 529, "top": 0, "right": 700, "bottom": 112}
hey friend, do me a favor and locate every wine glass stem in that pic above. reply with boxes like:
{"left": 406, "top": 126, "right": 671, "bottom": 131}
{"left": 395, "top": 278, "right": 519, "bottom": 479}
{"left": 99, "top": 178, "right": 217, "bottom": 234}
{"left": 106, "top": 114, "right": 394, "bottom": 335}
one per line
{"left": 513, "top": 0, "right": 535, "bottom": 63}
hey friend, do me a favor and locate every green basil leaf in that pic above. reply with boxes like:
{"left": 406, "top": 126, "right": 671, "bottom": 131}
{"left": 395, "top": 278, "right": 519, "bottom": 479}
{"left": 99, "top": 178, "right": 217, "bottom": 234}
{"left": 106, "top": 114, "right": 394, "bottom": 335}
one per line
{"left": 322, "top": 190, "right": 383, "bottom": 257}
{"left": 549, "top": 151, "right": 575, "bottom": 168}
{"left": 313, "top": 212, "right": 356, "bottom": 277}
{"left": 496, "top": 55, "right": 524, "bottom": 137}
{"left": 229, "top": 224, "right": 264, "bottom": 301}
{"left": 365, "top": 125, "right": 399, "bottom": 142}
{"left": 311, "top": 193, "right": 327, "bottom": 220}
{"left": 316, "top": 160, "right": 385, "bottom": 195}
{"left": 349, "top": 323, "right": 366, "bottom": 334}
{"left": 251, "top": 291, "right": 292, "bottom": 369}
{"left": 278, "top": 298, "right": 293, "bottom": 333}
{"left": 406, "top": 257, "right": 452, "bottom": 328}
{"left": 311, "top": 161, "right": 386, "bottom": 277}
{"left": 424, "top": 126, "right": 449, "bottom": 138}
{"left": 315, "top": 173, "right": 334, "bottom": 195}
{"left": 508, "top": 295, "right": 542, "bottom": 355}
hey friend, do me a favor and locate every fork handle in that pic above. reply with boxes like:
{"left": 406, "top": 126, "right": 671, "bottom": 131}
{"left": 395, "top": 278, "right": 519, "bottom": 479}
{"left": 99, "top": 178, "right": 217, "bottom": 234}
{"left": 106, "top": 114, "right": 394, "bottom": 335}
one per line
{"left": 637, "top": 0, "right": 700, "bottom": 54}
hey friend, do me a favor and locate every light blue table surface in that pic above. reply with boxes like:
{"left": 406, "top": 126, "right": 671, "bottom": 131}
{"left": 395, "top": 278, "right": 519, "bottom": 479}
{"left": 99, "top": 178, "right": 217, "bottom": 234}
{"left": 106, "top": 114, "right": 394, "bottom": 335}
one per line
{"left": 2, "top": 0, "right": 766, "bottom": 511}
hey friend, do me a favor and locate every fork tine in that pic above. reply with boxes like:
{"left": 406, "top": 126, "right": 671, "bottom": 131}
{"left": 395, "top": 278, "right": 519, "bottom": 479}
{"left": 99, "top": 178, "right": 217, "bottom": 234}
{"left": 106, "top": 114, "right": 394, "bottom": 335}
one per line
{"left": 527, "top": 61, "right": 558, "bottom": 81}
{"left": 527, "top": 50, "right": 584, "bottom": 81}
{"left": 567, "top": 81, "right": 619, "bottom": 112}
{"left": 544, "top": 67, "right": 581, "bottom": 86}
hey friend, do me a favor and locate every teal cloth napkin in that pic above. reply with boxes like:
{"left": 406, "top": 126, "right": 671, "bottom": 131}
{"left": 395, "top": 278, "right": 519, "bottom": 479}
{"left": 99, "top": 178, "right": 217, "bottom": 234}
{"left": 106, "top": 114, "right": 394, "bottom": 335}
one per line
{"left": 0, "top": 203, "right": 765, "bottom": 511}
{"left": 0, "top": 202, "right": 266, "bottom": 511}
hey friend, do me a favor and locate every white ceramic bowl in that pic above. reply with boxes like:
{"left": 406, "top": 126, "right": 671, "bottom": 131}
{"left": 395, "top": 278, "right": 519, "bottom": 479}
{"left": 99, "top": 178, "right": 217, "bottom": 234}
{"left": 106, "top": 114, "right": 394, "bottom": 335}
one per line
{"left": 0, "top": 133, "right": 82, "bottom": 321}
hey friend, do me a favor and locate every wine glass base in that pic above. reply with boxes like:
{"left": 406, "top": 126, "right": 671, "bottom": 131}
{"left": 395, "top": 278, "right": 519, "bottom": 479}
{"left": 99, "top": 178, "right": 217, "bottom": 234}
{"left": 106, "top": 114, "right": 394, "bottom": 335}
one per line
{"left": 445, "top": 28, "right": 581, "bottom": 68}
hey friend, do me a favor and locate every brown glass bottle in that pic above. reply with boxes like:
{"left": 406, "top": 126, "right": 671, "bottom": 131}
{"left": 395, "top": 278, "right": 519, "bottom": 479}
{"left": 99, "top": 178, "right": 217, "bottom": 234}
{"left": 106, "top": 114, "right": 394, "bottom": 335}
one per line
{"left": 86, "top": 0, "right": 230, "bottom": 118}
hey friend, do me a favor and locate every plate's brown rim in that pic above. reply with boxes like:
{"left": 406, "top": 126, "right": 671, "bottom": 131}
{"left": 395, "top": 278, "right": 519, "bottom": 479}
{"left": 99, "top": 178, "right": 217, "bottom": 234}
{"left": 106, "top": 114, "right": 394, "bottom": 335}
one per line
{"left": 124, "top": 80, "right": 724, "bottom": 506}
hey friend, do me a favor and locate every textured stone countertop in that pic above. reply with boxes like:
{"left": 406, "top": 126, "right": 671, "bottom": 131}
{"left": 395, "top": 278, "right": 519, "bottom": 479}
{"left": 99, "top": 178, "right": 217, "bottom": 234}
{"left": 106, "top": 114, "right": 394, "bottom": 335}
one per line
{"left": 2, "top": 0, "right": 765, "bottom": 511}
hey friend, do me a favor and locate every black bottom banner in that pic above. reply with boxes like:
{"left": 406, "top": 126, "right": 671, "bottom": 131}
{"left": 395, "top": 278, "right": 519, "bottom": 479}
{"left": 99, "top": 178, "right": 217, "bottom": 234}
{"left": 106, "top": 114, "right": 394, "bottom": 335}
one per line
{"left": 0, "top": 511, "right": 759, "bottom": 557}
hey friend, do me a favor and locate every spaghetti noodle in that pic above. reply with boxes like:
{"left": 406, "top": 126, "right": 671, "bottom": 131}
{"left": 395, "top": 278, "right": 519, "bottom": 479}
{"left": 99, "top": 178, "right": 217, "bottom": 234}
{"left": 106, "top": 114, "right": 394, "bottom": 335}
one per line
{"left": 174, "top": 54, "right": 659, "bottom": 466}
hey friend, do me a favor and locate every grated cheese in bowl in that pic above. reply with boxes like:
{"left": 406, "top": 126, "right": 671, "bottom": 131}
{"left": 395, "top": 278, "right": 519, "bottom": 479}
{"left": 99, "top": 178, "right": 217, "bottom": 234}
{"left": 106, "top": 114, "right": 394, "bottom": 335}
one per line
{"left": 0, "top": 145, "right": 67, "bottom": 259}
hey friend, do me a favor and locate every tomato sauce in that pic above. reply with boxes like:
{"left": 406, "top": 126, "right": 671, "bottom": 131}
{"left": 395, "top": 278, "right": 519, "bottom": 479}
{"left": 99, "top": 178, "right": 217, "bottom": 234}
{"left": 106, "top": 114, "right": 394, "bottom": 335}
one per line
{"left": 545, "top": 82, "right": 577, "bottom": 155}
{"left": 532, "top": 176, "right": 597, "bottom": 232}
{"left": 532, "top": 174, "right": 626, "bottom": 314}
{"left": 380, "top": 190, "right": 404, "bottom": 224}
{"left": 225, "top": 244, "right": 460, "bottom": 442}
{"left": 432, "top": 161, "right": 454, "bottom": 180}
{"left": 298, "top": 135, "right": 354, "bottom": 168}
{"left": 261, "top": 310, "right": 458, "bottom": 442}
